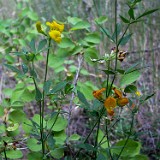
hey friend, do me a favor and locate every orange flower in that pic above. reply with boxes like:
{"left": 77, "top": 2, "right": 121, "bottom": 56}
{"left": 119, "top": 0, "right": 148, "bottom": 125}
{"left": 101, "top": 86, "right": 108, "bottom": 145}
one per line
{"left": 113, "top": 88, "right": 123, "bottom": 98}
{"left": 93, "top": 88, "right": 106, "bottom": 100}
{"left": 104, "top": 96, "right": 116, "bottom": 110}
{"left": 117, "top": 97, "right": 129, "bottom": 107}
{"left": 107, "top": 109, "right": 115, "bottom": 116}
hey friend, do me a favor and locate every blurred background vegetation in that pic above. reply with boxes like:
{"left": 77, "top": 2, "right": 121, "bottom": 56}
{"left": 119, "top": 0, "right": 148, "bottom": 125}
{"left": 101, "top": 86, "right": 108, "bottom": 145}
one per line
{"left": 0, "top": 0, "right": 160, "bottom": 159}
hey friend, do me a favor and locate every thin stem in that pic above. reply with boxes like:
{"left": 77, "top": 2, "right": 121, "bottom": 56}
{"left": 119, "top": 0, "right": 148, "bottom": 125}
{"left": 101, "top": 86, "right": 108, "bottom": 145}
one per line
{"left": 30, "top": 62, "right": 43, "bottom": 147}
{"left": 41, "top": 38, "right": 51, "bottom": 155}
{"left": 73, "top": 107, "right": 105, "bottom": 159}
{"left": 3, "top": 148, "right": 7, "bottom": 160}
{"left": 106, "top": 60, "right": 110, "bottom": 97}
{"left": 116, "top": 114, "right": 134, "bottom": 160}
{"left": 105, "top": 119, "right": 113, "bottom": 159}
{"left": 44, "top": 110, "right": 60, "bottom": 141}
{"left": 98, "top": 108, "right": 122, "bottom": 147}
{"left": 94, "top": 113, "right": 101, "bottom": 159}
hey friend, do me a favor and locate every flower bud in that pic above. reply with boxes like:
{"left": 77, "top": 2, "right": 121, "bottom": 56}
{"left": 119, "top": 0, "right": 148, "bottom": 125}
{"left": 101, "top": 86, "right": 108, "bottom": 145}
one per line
{"left": 117, "top": 97, "right": 129, "bottom": 107}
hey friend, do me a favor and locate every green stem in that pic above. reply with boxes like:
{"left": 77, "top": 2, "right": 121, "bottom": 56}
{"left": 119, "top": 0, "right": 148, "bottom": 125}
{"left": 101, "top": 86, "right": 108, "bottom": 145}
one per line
{"left": 44, "top": 109, "right": 60, "bottom": 141}
{"left": 98, "top": 108, "right": 122, "bottom": 148}
{"left": 94, "top": 113, "right": 101, "bottom": 159}
{"left": 73, "top": 107, "right": 105, "bottom": 159}
{"left": 41, "top": 38, "right": 51, "bottom": 155}
{"left": 30, "top": 61, "right": 43, "bottom": 147}
{"left": 108, "top": 22, "right": 131, "bottom": 96}
{"left": 4, "top": 147, "right": 7, "bottom": 160}
{"left": 105, "top": 119, "right": 113, "bottom": 159}
{"left": 116, "top": 114, "right": 134, "bottom": 160}
{"left": 106, "top": 60, "right": 111, "bottom": 97}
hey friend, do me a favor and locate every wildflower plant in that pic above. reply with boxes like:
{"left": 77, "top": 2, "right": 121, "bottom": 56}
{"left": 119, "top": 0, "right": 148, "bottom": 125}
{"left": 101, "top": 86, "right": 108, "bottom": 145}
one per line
{"left": 0, "top": 0, "right": 158, "bottom": 159}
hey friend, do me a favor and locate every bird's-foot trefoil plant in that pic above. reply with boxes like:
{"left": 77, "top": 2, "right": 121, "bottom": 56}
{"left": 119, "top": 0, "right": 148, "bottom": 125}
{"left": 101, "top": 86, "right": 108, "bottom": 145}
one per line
{"left": 0, "top": 0, "right": 158, "bottom": 159}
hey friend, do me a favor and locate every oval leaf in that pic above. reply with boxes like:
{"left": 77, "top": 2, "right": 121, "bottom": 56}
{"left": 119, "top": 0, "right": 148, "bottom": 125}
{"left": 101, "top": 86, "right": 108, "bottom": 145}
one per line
{"left": 120, "top": 70, "right": 141, "bottom": 87}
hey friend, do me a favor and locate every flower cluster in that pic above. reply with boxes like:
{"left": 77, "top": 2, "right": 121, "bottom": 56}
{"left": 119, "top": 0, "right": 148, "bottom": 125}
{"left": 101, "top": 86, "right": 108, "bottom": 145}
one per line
{"left": 93, "top": 87, "right": 129, "bottom": 116}
{"left": 46, "top": 21, "right": 64, "bottom": 43}
{"left": 36, "top": 20, "right": 64, "bottom": 43}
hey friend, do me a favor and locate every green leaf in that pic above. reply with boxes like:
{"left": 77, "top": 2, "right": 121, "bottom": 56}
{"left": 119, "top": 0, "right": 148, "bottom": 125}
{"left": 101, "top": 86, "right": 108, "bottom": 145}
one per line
{"left": 58, "top": 38, "right": 75, "bottom": 48}
{"left": 125, "top": 61, "right": 140, "bottom": 74}
{"left": 49, "top": 81, "right": 68, "bottom": 94}
{"left": 47, "top": 116, "right": 67, "bottom": 132}
{"left": 102, "top": 69, "right": 115, "bottom": 75}
{"left": 28, "top": 11, "right": 38, "bottom": 21}
{"left": 0, "top": 124, "right": 6, "bottom": 134}
{"left": 84, "top": 47, "right": 98, "bottom": 66}
{"left": 54, "top": 130, "right": 66, "bottom": 145}
{"left": 11, "top": 88, "right": 24, "bottom": 103}
{"left": 27, "top": 138, "right": 42, "bottom": 152}
{"left": 77, "top": 90, "right": 90, "bottom": 107}
{"left": 71, "top": 45, "right": 83, "bottom": 55}
{"left": 69, "top": 134, "right": 81, "bottom": 141}
{"left": 119, "top": 33, "right": 132, "bottom": 46}
{"left": 120, "top": 15, "right": 130, "bottom": 23}
{"left": 4, "top": 64, "right": 23, "bottom": 75}
{"left": 112, "top": 23, "right": 121, "bottom": 40}
{"left": 96, "top": 154, "right": 106, "bottom": 160}
{"left": 37, "top": 39, "right": 47, "bottom": 52}
{"left": 51, "top": 148, "right": 64, "bottom": 159}
{"left": 97, "top": 23, "right": 113, "bottom": 41}
{"left": 7, "top": 123, "right": 19, "bottom": 131}
{"left": 67, "top": 16, "right": 82, "bottom": 25}
{"left": 9, "top": 110, "right": 26, "bottom": 123}
{"left": 78, "top": 143, "right": 95, "bottom": 151}
{"left": 35, "top": 88, "right": 42, "bottom": 101}
{"left": 5, "top": 150, "right": 23, "bottom": 159}
{"left": 130, "top": 154, "right": 149, "bottom": 160}
{"left": 22, "top": 63, "right": 28, "bottom": 74}
{"left": 95, "top": 16, "right": 108, "bottom": 24}
{"left": 71, "top": 21, "right": 90, "bottom": 30}
{"left": 22, "top": 119, "right": 33, "bottom": 134}
{"left": 43, "top": 80, "right": 52, "bottom": 95}
{"left": 128, "top": 8, "right": 135, "bottom": 19}
{"left": 84, "top": 33, "right": 101, "bottom": 44}
{"left": 29, "top": 39, "right": 36, "bottom": 53}
{"left": 124, "top": 85, "right": 137, "bottom": 93}
{"left": 11, "top": 101, "right": 24, "bottom": 108}
{"left": 78, "top": 81, "right": 97, "bottom": 100}
{"left": 21, "top": 89, "right": 35, "bottom": 102}
{"left": 30, "top": 69, "right": 37, "bottom": 79}
{"left": 0, "top": 107, "right": 4, "bottom": 117}
{"left": 120, "top": 70, "right": 141, "bottom": 87}
{"left": 98, "top": 129, "right": 109, "bottom": 149}
{"left": 32, "top": 114, "right": 46, "bottom": 127}
{"left": 137, "top": 9, "right": 159, "bottom": 19}
{"left": 140, "top": 93, "right": 155, "bottom": 104}
{"left": 27, "top": 152, "right": 43, "bottom": 160}
{"left": 112, "top": 139, "right": 141, "bottom": 157}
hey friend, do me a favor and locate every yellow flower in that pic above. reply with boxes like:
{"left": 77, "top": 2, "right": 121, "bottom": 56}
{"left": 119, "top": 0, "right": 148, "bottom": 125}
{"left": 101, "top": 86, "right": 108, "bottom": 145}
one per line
{"left": 49, "top": 30, "right": 62, "bottom": 43}
{"left": 135, "top": 91, "right": 141, "bottom": 96}
{"left": 104, "top": 97, "right": 116, "bottom": 110}
{"left": 117, "top": 97, "right": 129, "bottom": 107}
{"left": 36, "top": 21, "right": 46, "bottom": 35}
{"left": 93, "top": 88, "right": 106, "bottom": 100}
{"left": 46, "top": 21, "right": 64, "bottom": 33}
{"left": 46, "top": 20, "right": 64, "bottom": 43}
